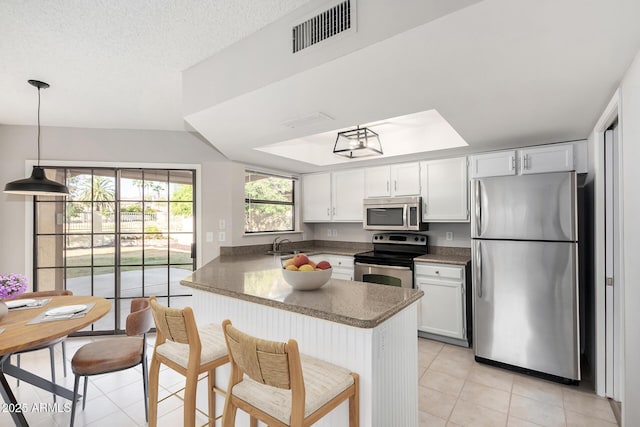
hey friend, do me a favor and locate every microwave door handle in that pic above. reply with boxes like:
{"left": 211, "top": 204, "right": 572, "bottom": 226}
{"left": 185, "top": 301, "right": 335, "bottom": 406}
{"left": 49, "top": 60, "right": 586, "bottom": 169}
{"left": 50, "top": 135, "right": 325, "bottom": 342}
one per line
{"left": 403, "top": 204, "right": 408, "bottom": 227}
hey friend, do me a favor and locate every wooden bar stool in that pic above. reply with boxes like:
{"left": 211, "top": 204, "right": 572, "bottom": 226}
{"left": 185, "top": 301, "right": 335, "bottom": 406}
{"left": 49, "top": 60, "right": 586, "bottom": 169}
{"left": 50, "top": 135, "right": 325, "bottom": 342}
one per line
{"left": 148, "top": 296, "right": 229, "bottom": 427}
{"left": 221, "top": 319, "right": 359, "bottom": 427}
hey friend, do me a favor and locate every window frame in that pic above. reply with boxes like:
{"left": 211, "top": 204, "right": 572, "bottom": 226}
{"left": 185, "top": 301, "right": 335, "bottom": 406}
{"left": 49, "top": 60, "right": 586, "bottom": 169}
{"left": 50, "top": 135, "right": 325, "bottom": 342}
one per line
{"left": 244, "top": 170, "right": 297, "bottom": 234}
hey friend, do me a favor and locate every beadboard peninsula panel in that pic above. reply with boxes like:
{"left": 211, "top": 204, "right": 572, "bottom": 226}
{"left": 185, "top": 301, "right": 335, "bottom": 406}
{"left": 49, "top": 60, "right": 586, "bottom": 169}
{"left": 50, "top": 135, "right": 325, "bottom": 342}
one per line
{"left": 192, "top": 290, "right": 419, "bottom": 427}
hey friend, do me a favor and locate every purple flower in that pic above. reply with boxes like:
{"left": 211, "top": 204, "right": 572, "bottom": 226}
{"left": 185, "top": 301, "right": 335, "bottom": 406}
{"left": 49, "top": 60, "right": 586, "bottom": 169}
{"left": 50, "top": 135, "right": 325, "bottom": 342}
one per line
{"left": 0, "top": 273, "right": 28, "bottom": 300}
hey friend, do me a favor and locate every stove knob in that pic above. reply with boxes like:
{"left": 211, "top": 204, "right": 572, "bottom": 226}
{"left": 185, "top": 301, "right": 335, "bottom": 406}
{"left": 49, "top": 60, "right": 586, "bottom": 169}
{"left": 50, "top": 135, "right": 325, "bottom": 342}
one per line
{"left": 414, "top": 237, "right": 419, "bottom": 241}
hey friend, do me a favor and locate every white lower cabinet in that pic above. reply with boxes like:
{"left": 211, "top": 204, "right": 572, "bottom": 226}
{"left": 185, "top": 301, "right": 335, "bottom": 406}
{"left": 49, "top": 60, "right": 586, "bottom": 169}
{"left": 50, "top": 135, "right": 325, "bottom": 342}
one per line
{"left": 309, "top": 254, "right": 354, "bottom": 280}
{"left": 415, "top": 262, "right": 467, "bottom": 343}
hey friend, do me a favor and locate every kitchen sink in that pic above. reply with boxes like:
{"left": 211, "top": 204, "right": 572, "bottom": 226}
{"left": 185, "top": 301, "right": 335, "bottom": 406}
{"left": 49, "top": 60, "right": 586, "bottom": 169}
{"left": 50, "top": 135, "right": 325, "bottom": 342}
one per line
{"left": 266, "top": 250, "right": 301, "bottom": 256}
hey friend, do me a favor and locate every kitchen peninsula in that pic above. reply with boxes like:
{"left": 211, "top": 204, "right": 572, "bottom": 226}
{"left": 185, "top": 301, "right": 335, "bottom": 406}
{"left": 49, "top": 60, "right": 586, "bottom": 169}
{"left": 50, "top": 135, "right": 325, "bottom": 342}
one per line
{"left": 181, "top": 253, "right": 424, "bottom": 427}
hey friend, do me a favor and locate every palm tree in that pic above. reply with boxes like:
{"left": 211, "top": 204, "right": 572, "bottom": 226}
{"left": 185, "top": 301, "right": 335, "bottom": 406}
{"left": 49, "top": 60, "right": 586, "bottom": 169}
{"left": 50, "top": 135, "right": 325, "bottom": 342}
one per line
{"left": 80, "top": 175, "right": 115, "bottom": 212}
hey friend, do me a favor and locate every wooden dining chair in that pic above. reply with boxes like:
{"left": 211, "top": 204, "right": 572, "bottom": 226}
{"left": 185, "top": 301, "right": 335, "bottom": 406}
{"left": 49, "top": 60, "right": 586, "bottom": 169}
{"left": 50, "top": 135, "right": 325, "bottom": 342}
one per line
{"left": 69, "top": 298, "right": 153, "bottom": 427}
{"left": 148, "top": 296, "right": 229, "bottom": 427}
{"left": 220, "top": 319, "right": 360, "bottom": 427}
{"left": 13, "top": 290, "right": 73, "bottom": 402}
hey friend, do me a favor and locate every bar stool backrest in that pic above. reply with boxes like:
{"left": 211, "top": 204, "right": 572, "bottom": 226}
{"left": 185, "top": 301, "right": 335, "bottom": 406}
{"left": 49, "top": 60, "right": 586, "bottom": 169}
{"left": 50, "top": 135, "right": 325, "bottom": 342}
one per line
{"left": 222, "top": 320, "right": 302, "bottom": 391}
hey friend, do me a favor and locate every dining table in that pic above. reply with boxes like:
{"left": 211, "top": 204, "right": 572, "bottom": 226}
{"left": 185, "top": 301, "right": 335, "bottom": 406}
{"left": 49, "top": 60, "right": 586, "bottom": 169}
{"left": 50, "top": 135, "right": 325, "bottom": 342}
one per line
{"left": 0, "top": 295, "right": 110, "bottom": 427}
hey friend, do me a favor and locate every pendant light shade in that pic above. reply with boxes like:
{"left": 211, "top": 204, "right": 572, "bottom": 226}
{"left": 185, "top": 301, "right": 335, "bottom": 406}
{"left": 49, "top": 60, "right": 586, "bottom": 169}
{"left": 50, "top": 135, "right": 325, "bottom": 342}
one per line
{"left": 333, "top": 126, "right": 383, "bottom": 159}
{"left": 4, "top": 80, "right": 69, "bottom": 197}
{"left": 4, "top": 166, "right": 69, "bottom": 196}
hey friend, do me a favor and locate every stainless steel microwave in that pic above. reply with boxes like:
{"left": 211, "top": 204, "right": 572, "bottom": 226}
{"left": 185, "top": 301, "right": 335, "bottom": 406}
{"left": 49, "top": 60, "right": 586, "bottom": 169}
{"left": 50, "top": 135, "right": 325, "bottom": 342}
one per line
{"left": 363, "top": 196, "right": 427, "bottom": 231}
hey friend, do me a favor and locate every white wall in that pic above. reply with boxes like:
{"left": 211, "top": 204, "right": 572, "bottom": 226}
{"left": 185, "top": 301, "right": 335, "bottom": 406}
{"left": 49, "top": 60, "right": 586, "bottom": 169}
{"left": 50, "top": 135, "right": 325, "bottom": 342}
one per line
{"left": 0, "top": 125, "right": 230, "bottom": 277}
{"left": 619, "top": 51, "right": 640, "bottom": 427}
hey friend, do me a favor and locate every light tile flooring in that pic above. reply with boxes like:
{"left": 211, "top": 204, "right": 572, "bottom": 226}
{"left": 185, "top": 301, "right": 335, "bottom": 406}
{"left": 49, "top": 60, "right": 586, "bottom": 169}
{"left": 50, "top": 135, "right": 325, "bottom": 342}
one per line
{"left": 417, "top": 338, "right": 618, "bottom": 426}
{"left": 1, "top": 335, "right": 617, "bottom": 426}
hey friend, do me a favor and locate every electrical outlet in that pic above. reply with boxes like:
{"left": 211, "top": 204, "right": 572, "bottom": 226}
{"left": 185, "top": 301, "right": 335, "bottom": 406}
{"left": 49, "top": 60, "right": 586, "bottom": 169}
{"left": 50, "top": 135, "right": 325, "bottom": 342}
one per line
{"left": 446, "top": 231, "right": 453, "bottom": 241}
{"left": 218, "top": 231, "right": 226, "bottom": 242}
{"left": 327, "top": 228, "right": 332, "bottom": 237}
{"left": 332, "top": 229, "right": 338, "bottom": 237}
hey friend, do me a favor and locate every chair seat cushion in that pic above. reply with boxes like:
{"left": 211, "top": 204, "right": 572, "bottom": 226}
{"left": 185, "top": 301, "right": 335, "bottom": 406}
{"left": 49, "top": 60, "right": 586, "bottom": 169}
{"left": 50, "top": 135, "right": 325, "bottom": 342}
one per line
{"left": 232, "top": 353, "right": 355, "bottom": 425}
{"left": 72, "top": 337, "right": 144, "bottom": 376}
{"left": 156, "top": 323, "right": 227, "bottom": 369}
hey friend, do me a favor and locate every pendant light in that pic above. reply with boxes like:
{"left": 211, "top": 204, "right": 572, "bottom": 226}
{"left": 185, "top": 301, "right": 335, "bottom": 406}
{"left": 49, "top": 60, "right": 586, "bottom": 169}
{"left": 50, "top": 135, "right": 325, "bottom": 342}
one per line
{"left": 333, "top": 125, "right": 383, "bottom": 159}
{"left": 4, "top": 80, "right": 69, "bottom": 196}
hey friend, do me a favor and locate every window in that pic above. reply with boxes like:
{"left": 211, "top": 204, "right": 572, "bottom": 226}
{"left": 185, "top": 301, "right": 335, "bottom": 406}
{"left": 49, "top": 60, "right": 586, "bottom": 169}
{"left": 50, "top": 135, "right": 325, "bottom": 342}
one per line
{"left": 245, "top": 170, "right": 295, "bottom": 233}
{"left": 34, "top": 167, "right": 196, "bottom": 334}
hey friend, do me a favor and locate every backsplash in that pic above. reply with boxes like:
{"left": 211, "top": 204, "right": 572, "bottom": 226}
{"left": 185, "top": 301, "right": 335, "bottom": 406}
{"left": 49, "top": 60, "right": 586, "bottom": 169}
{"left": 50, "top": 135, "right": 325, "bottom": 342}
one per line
{"left": 219, "top": 240, "right": 467, "bottom": 257}
{"left": 429, "top": 246, "right": 471, "bottom": 257}
{"left": 220, "top": 239, "right": 372, "bottom": 256}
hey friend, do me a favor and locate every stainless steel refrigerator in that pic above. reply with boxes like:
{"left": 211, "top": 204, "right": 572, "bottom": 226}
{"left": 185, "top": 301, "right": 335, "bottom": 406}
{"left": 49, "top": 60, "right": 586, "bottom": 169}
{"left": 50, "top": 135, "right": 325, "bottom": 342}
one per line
{"left": 471, "top": 171, "right": 580, "bottom": 382}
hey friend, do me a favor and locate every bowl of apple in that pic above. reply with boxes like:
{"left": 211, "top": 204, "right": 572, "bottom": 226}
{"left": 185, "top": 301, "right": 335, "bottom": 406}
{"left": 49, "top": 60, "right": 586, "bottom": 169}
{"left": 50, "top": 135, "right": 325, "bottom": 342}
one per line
{"left": 281, "top": 254, "right": 332, "bottom": 291}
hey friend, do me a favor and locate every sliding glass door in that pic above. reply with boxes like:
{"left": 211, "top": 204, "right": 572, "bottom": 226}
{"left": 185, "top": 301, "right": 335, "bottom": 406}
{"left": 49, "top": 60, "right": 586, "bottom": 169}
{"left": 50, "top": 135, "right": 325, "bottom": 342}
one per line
{"left": 34, "top": 167, "right": 196, "bottom": 334}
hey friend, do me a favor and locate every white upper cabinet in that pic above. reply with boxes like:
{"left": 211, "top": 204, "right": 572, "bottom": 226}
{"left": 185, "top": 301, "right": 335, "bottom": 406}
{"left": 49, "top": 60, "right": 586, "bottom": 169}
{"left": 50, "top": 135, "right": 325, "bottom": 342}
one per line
{"left": 364, "top": 162, "right": 421, "bottom": 197}
{"left": 469, "top": 143, "right": 575, "bottom": 178}
{"left": 332, "top": 169, "right": 365, "bottom": 221}
{"left": 364, "top": 165, "right": 391, "bottom": 197}
{"left": 519, "top": 144, "right": 574, "bottom": 174}
{"left": 302, "top": 170, "right": 364, "bottom": 222}
{"left": 420, "top": 157, "right": 469, "bottom": 222}
{"left": 469, "top": 150, "right": 517, "bottom": 179}
{"left": 302, "top": 173, "right": 331, "bottom": 222}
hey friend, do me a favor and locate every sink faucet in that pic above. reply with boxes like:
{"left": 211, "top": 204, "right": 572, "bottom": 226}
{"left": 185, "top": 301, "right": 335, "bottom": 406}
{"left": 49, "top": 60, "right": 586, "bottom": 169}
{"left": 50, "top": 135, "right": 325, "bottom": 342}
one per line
{"left": 272, "top": 237, "right": 291, "bottom": 252}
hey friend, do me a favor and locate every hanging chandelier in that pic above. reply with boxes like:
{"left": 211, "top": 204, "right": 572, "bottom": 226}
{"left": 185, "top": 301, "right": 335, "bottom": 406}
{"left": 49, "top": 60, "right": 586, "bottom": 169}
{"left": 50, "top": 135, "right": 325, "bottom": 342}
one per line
{"left": 4, "top": 80, "right": 69, "bottom": 196}
{"left": 333, "top": 126, "right": 383, "bottom": 159}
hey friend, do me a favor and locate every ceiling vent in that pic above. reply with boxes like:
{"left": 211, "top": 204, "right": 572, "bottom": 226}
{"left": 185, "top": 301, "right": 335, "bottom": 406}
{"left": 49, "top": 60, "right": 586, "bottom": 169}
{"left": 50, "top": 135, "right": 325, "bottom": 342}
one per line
{"left": 292, "top": 0, "right": 353, "bottom": 53}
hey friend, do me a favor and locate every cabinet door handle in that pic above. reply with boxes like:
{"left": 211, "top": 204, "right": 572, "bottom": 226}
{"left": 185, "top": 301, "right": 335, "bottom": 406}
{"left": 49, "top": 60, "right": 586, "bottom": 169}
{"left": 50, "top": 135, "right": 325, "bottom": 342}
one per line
{"left": 511, "top": 155, "right": 516, "bottom": 171}
{"left": 394, "top": 180, "right": 398, "bottom": 192}
{"left": 386, "top": 181, "right": 390, "bottom": 193}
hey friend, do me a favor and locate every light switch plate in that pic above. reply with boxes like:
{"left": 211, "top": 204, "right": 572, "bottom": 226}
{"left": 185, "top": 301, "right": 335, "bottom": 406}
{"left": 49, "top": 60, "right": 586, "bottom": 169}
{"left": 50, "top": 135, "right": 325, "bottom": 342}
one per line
{"left": 218, "top": 231, "right": 226, "bottom": 242}
{"left": 446, "top": 231, "right": 453, "bottom": 241}
{"left": 206, "top": 232, "right": 214, "bottom": 242}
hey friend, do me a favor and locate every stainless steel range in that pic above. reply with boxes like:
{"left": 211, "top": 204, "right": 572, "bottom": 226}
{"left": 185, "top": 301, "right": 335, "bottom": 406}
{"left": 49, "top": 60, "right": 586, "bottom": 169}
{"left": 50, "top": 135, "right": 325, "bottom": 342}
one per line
{"left": 354, "top": 232, "right": 428, "bottom": 288}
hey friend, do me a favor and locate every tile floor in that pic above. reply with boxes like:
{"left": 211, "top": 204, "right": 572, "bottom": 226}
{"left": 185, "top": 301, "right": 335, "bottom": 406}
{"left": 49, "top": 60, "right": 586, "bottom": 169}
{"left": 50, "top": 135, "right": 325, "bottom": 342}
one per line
{"left": 417, "top": 338, "right": 618, "bottom": 427}
{"left": 0, "top": 335, "right": 618, "bottom": 426}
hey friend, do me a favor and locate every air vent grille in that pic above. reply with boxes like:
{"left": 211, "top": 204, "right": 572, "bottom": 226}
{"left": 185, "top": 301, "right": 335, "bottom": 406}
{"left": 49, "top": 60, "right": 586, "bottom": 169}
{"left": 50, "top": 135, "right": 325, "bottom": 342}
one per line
{"left": 292, "top": 0, "right": 351, "bottom": 53}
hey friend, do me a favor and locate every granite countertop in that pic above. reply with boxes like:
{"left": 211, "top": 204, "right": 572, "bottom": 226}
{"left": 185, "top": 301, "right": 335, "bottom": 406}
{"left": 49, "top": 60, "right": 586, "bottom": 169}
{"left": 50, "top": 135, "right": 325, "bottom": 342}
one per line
{"left": 181, "top": 254, "right": 423, "bottom": 329}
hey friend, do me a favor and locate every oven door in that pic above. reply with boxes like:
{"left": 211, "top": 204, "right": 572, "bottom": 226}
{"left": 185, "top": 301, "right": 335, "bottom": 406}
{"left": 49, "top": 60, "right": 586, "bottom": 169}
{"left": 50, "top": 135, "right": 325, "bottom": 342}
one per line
{"left": 354, "top": 262, "right": 413, "bottom": 289}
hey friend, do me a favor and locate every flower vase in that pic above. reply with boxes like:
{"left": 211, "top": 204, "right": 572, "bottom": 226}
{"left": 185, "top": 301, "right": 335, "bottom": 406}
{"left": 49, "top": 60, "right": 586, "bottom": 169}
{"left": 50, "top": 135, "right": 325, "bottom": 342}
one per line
{"left": 0, "top": 300, "right": 7, "bottom": 323}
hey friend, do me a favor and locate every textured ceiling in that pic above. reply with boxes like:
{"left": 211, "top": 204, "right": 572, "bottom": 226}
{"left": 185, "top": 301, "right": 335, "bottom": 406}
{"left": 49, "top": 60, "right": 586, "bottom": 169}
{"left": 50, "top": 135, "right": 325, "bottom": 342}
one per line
{"left": 0, "top": 0, "right": 309, "bottom": 130}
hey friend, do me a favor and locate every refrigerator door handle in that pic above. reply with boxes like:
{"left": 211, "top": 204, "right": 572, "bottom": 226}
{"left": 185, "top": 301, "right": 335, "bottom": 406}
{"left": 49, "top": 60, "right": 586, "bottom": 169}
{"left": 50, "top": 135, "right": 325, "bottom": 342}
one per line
{"left": 474, "top": 180, "right": 482, "bottom": 237}
{"left": 475, "top": 241, "right": 482, "bottom": 298}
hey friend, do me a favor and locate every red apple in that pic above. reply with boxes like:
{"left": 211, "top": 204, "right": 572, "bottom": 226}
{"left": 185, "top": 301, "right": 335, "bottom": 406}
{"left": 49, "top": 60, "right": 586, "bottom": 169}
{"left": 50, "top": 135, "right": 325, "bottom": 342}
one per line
{"left": 316, "top": 260, "right": 332, "bottom": 270}
{"left": 293, "top": 254, "right": 309, "bottom": 267}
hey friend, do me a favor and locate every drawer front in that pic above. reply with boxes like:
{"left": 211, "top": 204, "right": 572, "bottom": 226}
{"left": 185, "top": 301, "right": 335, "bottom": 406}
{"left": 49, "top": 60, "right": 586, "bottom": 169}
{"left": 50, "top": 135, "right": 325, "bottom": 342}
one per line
{"left": 328, "top": 255, "right": 354, "bottom": 269}
{"left": 415, "top": 263, "right": 462, "bottom": 280}
{"left": 310, "top": 254, "right": 354, "bottom": 269}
